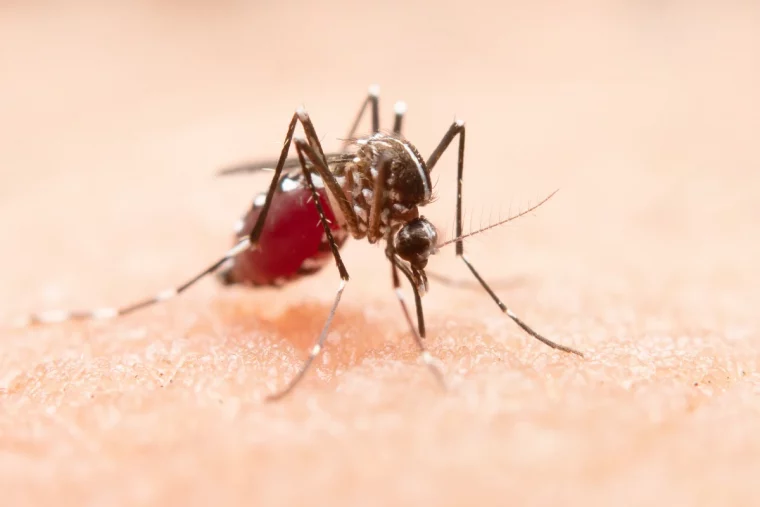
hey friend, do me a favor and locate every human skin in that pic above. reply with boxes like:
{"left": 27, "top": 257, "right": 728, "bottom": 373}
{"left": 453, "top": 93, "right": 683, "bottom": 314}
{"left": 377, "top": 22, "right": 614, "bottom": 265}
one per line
{"left": 1, "top": 2, "right": 759, "bottom": 506}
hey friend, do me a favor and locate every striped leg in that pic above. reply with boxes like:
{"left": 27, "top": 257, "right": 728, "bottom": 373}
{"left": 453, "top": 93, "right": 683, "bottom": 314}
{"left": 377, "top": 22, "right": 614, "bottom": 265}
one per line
{"left": 265, "top": 131, "right": 353, "bottom": 401}
{"left": 342, "top": 84, "right": 408, "bottom": 147}
{"left": 22, "top": 238, "right": 252, "bottom": 326}
{"left": 392, "top": 99, "right": 406, "bottom": 134}
{"left": 342, "top": 84, "right": 381, "bottom": 146}
{"left": 218, "top": 84, "right": 389, "bottom": 177}
{"left": 388, "top": 250, "right": 446, "bottom": 389}
{"left": 427, "top": 120, "right": 583, "bottom": 357}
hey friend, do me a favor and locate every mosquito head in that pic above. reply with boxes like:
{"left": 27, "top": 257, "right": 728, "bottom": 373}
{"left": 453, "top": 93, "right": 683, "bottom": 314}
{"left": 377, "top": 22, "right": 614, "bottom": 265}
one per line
{"left": 394, "top": 216, "right": 439, "bottom": 269}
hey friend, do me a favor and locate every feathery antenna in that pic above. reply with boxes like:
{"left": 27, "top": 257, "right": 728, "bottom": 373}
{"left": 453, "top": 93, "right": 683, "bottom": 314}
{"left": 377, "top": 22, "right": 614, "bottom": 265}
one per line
{"left": 436, "top": 189, "right": 559, "bottom": 249}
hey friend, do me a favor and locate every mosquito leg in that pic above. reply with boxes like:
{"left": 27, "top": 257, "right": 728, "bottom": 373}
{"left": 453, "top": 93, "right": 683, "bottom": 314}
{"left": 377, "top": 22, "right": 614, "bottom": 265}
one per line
{"left": 387, "top": 249, "right": 446, "bottom": 389}
{"left": 291, "top": 111, "right": 361, "bottom": 234}
{"left": 392, "top": 100, "right": 407, "bottom": 134}
{"left": 428, "top": 120, "right": 583, "bottom": 356}
{"left": 343, "top": 84, "right": 405, "bottom": 136}
{"left": 341, "top": 84, "right": 381, "bottom": 152}
{"left": 425, "top": 120, "right": 465, "bottom": 170}
{"left": 219, "top": 85, "right": 387, "bottom": 177}
{"left": 385, "top": 243, "right": 426, "bottom": 337}
{"left": 367, "top": 152, "right": 393, "bottom": 242}
{"left": 23, "top": 109, "right": 341, "bottom": 332}
{"left": 24, "top": 111, "right": 309, "bottom": 326}
{"left": 218, "top": 109, "right": 308, "bottom": 178}
{"left": 219, "top": 84, "right": 381, "bottom": 178}
{"left": 459, "top": 256, "right": 582, "bottom": 356}
{"left": 22, "top": 238, "right": 252, "bottom": 326}
{"left": 264, "top": 279, "right": 346, "bottom": 401}
{"left": 264, "top": 111, "right": 356, "bottom": 401}
{"left": 245, "top": 109, "right": 356, "bottom": 245}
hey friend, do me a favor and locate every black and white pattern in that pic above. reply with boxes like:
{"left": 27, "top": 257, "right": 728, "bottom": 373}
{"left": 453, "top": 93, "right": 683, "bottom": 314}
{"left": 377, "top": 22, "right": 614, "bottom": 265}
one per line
{"left": 20, "top": 85, "right": 582, "bottom": 402}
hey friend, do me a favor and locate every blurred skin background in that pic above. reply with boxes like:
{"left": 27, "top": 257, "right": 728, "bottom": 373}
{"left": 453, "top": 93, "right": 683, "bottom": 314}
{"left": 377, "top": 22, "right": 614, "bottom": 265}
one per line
{"left": 1, "top": 1, "right": 759, "bottom": 506}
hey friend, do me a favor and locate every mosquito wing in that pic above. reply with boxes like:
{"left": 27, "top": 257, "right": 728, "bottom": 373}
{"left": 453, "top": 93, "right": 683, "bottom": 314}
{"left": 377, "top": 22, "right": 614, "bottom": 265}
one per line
{"left": 218, "top": 153, "right": 355, "bottom": 177}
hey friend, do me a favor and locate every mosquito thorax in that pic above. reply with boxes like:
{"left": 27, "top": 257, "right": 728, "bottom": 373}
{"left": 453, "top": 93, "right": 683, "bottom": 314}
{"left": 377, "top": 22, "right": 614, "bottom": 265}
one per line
{"left": 342, "top": 133, "right": 433, "bottom": 243}
{"left": 394, "top": 216, "right": 439, "bottom": 270}
{"left": 21, "top": 86, "right": 581, "bottom": 403}
{"left": 363, "top": 133, "right": 432, "bottom": 205}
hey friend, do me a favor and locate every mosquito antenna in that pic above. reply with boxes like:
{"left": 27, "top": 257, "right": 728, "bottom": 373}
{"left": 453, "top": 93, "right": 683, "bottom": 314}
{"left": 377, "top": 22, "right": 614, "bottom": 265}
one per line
{"left": 436, "top": 189, "right": 559, "bottom": 249}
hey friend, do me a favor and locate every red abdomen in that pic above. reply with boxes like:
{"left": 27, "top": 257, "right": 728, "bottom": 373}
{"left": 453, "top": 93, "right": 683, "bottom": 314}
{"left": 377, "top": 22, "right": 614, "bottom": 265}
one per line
{"left": 219, "top": 178, "right": 348, "bottom": 286}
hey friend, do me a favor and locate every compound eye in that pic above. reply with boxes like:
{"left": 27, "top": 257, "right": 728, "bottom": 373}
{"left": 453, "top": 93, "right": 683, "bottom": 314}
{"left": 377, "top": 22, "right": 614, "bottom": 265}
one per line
{"left": 394, "top": 217, "right": 438, "bottom": 269}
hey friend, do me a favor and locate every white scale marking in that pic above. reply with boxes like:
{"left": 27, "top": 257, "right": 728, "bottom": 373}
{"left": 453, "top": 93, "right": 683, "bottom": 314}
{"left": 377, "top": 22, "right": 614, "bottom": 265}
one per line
{"left": 92, "top": 308, "right": 118, "bottom": 319}
{"left": 227, "top": 238, "right": 251, "bottom": 258}
{"left": 37, "top": 310, "right": 69, "bottom": 323}
{"left": 310, "top": 174, "right": 324, "bottom": 188}
{"left": 354, "top": 205, "right": 368, "bottom": 222}
{"left": 155, "top": 288, "right": 178, "bottom": 301}
{"left": 280, "top": 177, "right": 300, "bottom": 192}
{"left": 253, "top": 194, "right": 267, "bottom": 207}
{"left": 392, "top": 203, "right": 408, "bottom": 214}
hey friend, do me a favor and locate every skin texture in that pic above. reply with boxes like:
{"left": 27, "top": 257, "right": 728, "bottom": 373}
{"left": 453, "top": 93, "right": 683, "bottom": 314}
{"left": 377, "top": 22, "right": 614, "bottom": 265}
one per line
{"left": 1, "top": 2, "right": 759, "bottom": 505}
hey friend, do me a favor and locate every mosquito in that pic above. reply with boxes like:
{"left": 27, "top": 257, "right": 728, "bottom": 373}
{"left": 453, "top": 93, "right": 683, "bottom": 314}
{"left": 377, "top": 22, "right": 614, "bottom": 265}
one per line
{"left": 22, "top": 85, "right": 583, "bottom": 400}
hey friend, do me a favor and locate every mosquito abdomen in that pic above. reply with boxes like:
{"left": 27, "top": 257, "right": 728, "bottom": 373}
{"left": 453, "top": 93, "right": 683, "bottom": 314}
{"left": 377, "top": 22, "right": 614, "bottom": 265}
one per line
{"left": 219, "top": 178, "right": 348, "bottom": 286}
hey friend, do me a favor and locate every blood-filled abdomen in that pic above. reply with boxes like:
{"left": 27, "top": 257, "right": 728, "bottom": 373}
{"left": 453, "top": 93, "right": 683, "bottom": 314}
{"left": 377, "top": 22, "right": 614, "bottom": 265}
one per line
{"left": 219, "top": 180, "right": 348, "bottom": 287}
